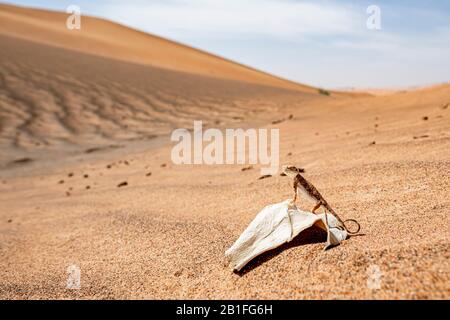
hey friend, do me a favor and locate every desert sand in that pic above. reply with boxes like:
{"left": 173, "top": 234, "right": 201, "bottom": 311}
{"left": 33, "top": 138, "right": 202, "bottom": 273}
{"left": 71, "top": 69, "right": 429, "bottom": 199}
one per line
{"left": 0, "top": 5, "right": 449, "bottom": 299}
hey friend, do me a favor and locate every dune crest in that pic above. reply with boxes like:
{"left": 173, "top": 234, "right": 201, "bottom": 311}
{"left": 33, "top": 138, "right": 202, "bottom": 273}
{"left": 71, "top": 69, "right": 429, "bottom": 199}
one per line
{"left": 0, "top": 3, "right": 318, "bottom": 92}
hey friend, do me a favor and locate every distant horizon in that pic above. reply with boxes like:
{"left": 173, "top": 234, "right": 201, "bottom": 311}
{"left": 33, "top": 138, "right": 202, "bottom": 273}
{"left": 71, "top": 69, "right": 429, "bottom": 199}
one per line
{"left": 2, "top": 0, "right": 450, "bottom": 89}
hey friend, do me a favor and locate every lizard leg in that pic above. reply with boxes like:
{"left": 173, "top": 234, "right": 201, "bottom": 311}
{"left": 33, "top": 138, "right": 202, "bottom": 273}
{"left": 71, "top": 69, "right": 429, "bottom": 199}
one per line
{"left": 292, "top": 180, "right": 299, "bottom": 203}
{"left": 311, "top": 202, "right": 321, "bottom": 214}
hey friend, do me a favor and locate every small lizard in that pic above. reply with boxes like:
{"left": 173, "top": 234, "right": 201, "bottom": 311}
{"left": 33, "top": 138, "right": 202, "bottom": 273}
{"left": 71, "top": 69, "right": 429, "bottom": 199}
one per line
{"left": 282, "top": 165, "right": 360, "bottom": 234}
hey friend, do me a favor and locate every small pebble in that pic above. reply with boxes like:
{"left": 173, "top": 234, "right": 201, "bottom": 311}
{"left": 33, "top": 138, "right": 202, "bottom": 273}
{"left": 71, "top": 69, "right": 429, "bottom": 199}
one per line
{"left": 413, "top": 135, "right": 429, "bottom": 140}
{"left": 174, "top": 270, "right": 182, "bottom": 277}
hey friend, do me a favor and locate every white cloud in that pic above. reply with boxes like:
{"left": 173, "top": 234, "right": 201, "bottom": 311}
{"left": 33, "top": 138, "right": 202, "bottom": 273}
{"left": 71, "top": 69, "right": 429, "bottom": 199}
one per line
{"left": 101, "top": 0, "right": 364, "bottom": 40}
{"left": 333, "top": 27, "right": 450, "bottom": 62}
{"left": 92, "top": 0, "right": 449, "bottom": 87}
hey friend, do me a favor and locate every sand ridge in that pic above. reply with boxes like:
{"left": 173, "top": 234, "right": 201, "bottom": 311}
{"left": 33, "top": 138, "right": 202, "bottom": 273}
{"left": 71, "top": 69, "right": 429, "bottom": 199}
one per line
{"left": 0, "top": 33, "right": 322, "bottom": 168}
{"left": 0, "top": 3, "right": 320, "bottom": 93}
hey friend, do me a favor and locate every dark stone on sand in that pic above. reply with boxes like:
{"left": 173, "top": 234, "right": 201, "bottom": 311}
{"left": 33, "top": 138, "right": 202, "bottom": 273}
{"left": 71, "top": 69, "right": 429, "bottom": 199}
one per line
{"left": 174, "top": 270, "right": 183, "bottom": 277}
{"left": 85, "top": 147, "right": 101, "bottom": 154}
{"left": 11, "top": 157, "right": 33, "bottom": 165}
{"left": 258, "top": 175, "right": 272, "bottom": 180}
{"left": 117, "top": 182, "right": 128, "bottom": 187}
{"left": 413, "top": 135, "right": 429, "bottom": 139}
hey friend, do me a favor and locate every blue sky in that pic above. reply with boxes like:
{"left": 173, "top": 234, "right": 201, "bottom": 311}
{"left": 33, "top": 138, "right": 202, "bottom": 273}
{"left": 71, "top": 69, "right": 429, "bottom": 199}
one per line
{"left": 4, "top": 0, "right": 450, "bottom": 89}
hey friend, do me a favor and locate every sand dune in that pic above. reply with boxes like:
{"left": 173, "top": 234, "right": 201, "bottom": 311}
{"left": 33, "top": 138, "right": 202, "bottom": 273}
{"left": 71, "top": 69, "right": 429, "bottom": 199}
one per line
{"left": 0, "top": 3, "right": 319, "bottom": 92}
{"left": 0, "top": 3, "right": 334, "bottom": 168}
{"left": 0, "top": 4, "right": 449, "bottom": 299}
{"left": 0, "top": 33, "right": 322, "bottom": 168}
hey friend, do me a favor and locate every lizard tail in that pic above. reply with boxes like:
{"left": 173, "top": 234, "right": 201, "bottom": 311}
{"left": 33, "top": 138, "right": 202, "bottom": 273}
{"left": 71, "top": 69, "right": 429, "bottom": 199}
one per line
{"left": 323, "top": 204, "right": 360, "bottom": 235}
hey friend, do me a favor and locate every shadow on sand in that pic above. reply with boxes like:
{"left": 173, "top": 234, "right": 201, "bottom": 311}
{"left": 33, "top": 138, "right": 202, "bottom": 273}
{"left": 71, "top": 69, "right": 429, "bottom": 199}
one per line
{"left": 235, "top": 226, "right": 327, "bottom": 275}
{"left": 235, "top": 226, "right": 366, "bottom": 275}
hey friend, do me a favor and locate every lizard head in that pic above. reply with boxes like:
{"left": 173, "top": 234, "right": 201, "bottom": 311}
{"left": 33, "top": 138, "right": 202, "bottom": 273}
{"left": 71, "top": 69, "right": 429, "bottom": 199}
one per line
{"left": 282, "top": 165, "right": 305, "bottom": 178}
